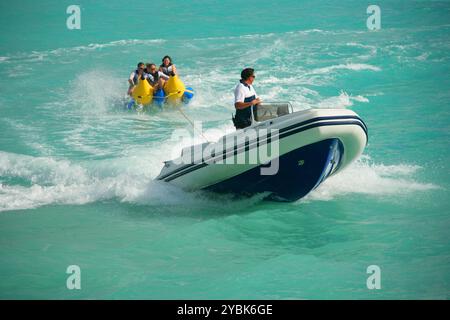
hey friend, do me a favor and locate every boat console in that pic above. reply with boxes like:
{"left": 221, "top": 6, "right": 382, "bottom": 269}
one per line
{"left": 251, "top": 102, "right": 294, "bottom": 123}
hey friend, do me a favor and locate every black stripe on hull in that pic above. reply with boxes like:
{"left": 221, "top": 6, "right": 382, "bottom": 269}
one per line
{"left": 159, "top": 118, "right": 366, "bottom": 182}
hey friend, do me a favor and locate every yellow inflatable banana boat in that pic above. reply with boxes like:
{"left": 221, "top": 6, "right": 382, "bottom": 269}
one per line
{"left": 129, "top": 75, "right": 194, "bottom": 109}
{"left": 163, "top": 75, "right": 186, "bottom": 104}
{"left": 131, "top": 78, "right": 153, "bottom": 106}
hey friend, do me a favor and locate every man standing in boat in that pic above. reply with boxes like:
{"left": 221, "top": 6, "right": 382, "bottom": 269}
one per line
{"left": 233, "top": 68, "right": 262, "bottom": 129}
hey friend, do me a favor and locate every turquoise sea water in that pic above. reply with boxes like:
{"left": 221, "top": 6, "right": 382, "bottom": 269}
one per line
{"left": 0, "top": 0, "right": 449, "bottom": 299}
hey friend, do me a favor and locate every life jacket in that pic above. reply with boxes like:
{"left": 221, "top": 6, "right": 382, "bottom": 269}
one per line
{"left": 132, "top": 69, "right": 145, "bottom": 85}
{"left": 160, "top": 63, "right": 175, "bottom": 77}
{"left": 233, "top": 80, "right": 256, "bottom": 129}
{"left": 146, "top": 71, "right": 160, "bottom": 85}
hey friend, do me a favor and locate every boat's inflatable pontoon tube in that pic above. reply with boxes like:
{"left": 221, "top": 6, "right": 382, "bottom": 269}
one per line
{"left": 156, "top": 103, "right": 367, "bottom": 201}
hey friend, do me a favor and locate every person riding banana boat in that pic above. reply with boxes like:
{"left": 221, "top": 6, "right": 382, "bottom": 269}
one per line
{"left": 127, "top": 62, "right": 146, "bottom": 96}
{"left": 127, "top": 56, "right": 194, "bottom": 110}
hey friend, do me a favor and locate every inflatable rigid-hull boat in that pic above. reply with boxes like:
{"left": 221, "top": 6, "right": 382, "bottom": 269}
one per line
{"left": 156, "top": 104, "right": 368, "bottom": 201}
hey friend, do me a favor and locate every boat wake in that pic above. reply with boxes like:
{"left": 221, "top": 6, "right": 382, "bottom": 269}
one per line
{"left": 0, "top": 150, "right": 438, "bottom": 212}
{"left": 304, "top": 155, "right": 439, "bottom": 202}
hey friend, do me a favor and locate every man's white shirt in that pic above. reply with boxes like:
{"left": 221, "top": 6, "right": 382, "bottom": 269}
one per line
{"left": 234, "top": 82, "right": 258, "bottom": 103}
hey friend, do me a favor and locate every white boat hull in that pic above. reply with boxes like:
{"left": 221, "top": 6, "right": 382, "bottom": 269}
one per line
{"left": 156, "top": 108, "right": 367, "bottom": 201}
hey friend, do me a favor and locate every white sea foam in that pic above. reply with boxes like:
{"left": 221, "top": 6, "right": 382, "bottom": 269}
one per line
{"left": 191, "top": 29, "right": 328, "bottom": 42}
{"left": 415, "top": 52, "right": 430, "bottom": 61}
{"left": 344, "top": 42, "right": 377, "bottom": 60}
{"left": 304, "top": 155, "right": 439, "bottom": 202}
{"left": 0, "top": 146, "right": 263, "bottom": 212}
{"left": 0, "top": 147, "right": 439, "bottom": 212}
{"left": 309, "top": 63, "right": 381, "bottom": 75}
{"left": 0, "top": 150, "right": 154, "bottom": 212}
{"left": 68, "top": 69, "right": 125, "bottom": 113}
{"left": 0, "top": 27, "right": 365, "bottom": 64}
{"left": 315, "top": 91, "right": 369, "bottom": 109}
{"left": 49, "top": 39, "right": 166, "bottom": 56}
{"left": 2, "top": 39, "right": 166, "bottom": 64}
